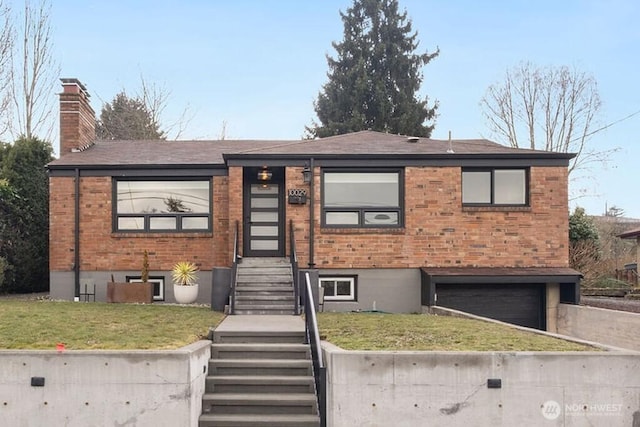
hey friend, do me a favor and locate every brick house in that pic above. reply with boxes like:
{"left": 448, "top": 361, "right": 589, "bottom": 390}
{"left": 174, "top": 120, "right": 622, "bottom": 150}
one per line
{"left": 47, "top": 79, "right": 580, "bottom": 331}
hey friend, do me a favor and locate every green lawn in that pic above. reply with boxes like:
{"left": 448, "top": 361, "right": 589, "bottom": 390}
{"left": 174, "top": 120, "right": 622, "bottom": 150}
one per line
{"left": 318, "top": 312, "right": 598, "bottom": 351}
{"left": 0, "top": 300, "right": 224, "bottom": 350}
{"left": 0, "top": 301, "right": 597, "bottom": 351}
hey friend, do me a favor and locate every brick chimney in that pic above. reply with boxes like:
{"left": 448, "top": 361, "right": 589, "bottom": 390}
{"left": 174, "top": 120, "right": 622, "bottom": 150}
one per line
{"left": 59, "top": 78, "right": 95, "bottom": 155}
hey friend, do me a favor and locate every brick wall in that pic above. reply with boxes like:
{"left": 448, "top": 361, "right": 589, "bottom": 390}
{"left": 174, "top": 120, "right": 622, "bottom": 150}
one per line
{"left": 308, "top": 166, "right": 569, "bottom": 269}
{"left": 227, "top": 167, "right": 243, "bottom": 257}
{"left": 59, "top": 79, "right": 95, "bottom": 154}
{"left": 49, "top": 175, "right": 230, "bottom": 273}
{"left": 50, "top": 164, "right": 569, "bottom": 275}
{"left": 49, "top": 177, "right": 76, "bottom": 271}
{"left": 285, "top": 166, "right": 311, "bottom": 261}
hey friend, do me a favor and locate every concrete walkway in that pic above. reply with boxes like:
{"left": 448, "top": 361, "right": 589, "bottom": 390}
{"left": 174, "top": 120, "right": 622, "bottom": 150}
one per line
{"left": 215, "top": 314, "right": 306, "bottom": 333}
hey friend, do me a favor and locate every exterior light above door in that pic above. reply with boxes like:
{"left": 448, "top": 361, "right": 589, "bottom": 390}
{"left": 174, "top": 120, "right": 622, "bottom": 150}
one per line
{"left": 257, "top": 166, "right": 272, "bottom": 181}
{"left": 302, "top": 165, "right": 312, "bottom": 183}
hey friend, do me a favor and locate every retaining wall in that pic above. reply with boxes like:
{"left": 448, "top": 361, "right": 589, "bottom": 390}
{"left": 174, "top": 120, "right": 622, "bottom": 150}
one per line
{"left": 322, "top": 342, "right": 640, "bottom": 426}
{"left": 0, "top": 341, "right": 210, "bottom": 427}
{"left": 558, "top": 303, "right": 640, "bottom": 352}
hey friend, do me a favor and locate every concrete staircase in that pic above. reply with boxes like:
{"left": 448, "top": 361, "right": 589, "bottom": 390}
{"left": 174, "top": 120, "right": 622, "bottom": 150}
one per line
{"left": 233, "top": 257, "right": 296, "bottom": 315}
{"left": 199, "top": 317, "right": 320, "bottom": 427}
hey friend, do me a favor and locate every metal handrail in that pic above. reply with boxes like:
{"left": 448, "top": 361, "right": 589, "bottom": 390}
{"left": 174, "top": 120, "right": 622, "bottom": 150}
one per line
{"left": 229, "top": 220, "right": 239, "bottom": 314}
{"left": 304, "top": 271, "right": 326, "bottom": 426}
{"left": 290, "top": 220, "right": 300, "bottom": 315}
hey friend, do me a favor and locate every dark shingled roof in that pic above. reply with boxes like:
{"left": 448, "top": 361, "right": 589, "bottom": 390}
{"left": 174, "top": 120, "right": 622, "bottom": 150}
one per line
{"left": 47, "top": 130, "right": 574, "bottom": 169}
{"left": 618, "top": 228, "right": 640, "bottom": 239}
{"left": 422, "top": 267, "right": 582, "bottom": 285}
{"left": 422, "top": 267, "right": 582, "bottom": 277}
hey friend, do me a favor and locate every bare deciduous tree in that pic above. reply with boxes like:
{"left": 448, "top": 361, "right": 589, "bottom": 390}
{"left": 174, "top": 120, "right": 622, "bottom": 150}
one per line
{"left": 481, "top": 62, "right": 610, "bottom": 175}
{"left": 136, "top": 75, "right": 192, "bottom": 140}
{"left": 9, "top": 0, "right": 58, "bottom": 140}
{"left": 0, "top": 0, "right": 13, "bottom": 138}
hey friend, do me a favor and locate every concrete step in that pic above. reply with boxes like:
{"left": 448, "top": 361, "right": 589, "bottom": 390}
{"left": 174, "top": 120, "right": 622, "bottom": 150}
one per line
{"left": 237, "top": 267, "right": 292, "bottom": 275}
{"left": 236, "top": 275, "right": 293, "bottom": 284}
{"left": 236, "top": 296, "right": 294, "bottom": 303}
{"left": 199, "top": 413, "right": 320, "bottom": 427}
{"left": 236, "top": 283, "right": 293, "bottom": 292}
{"left": 209, "top": 359, "right": 312, "bottom": 376}
{"left": 206, "top": 375, "right": 315, "bottom": 394}
{"left": 236, "top": 286, "right": 293, "bottom": 297}
{"left": 201, "top": 392, "right": 318, "bottom": 415}
{"left": 213, "top": 330, "right": 305, "bottom": 344}
{"left": 235, "top": 303, "right": 294, "bottom": 310}
{"left": 234, "top": 308, "right": 296, "bottom": 315}
{"left": 211, "top": 343, "right": 310, "bottom": 360}
{"left": 238, "top": 257, "right": 291, "bottom": 267}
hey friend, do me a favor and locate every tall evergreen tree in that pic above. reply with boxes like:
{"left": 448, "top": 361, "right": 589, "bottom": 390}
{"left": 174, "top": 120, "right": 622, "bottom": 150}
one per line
{"left": 96, "top": 91, "right": 165, "bottom": 140}
{"left": 308, "top": 0, "right": 438, "bottom": 138}
{"left": 0, "top": 137, "right": 52, "bottom": 292}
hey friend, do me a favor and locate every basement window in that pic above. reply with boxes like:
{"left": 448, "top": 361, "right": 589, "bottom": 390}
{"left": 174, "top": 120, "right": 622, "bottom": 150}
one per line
{"left": 320, "top": 276, "right": 357, "bottom": 301}
{"left": 114, "top": 179, "right": 211, "bottom": 232}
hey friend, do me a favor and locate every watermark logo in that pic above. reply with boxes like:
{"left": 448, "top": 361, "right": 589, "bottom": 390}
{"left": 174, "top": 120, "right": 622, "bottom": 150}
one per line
{"left": 541, "top": 400, "right": 623, "bottom": 420}
{"left": 542, "top": 400, "right": 561, "bottom": 420}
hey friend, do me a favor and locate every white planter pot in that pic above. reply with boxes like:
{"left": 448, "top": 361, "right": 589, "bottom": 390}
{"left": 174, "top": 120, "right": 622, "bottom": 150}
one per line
{"left": 173, "top": 284, "right": 199, "bottom": 304}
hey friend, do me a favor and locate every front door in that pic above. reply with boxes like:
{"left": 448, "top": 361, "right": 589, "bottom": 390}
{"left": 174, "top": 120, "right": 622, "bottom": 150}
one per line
{"left": 243, "top": 167, "right": 285, "bottom": 257}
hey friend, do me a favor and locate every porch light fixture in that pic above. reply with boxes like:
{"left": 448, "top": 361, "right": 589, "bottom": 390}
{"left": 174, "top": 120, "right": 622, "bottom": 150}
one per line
{"left": 302, "top": 164, "right": 312, "bottom": 183}
{"left": 257, "top": 166, "right": 272, "bottom": 181}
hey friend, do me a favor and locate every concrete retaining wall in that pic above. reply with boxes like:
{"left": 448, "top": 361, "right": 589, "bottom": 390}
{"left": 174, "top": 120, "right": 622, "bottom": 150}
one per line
{"left": 558, "top": 303, "right": 640, "bottom": 351}
{"left": 0, "top": 341, "right": 210, "bottom": 427}
{"left": 322, "top": 343, "right": 640, "bottom": 427}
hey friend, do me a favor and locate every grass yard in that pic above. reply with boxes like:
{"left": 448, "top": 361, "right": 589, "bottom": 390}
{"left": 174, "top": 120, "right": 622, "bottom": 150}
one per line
{"left": 318, "top": 312, "right": 598, "bottom": 351}
{"left": 0, "top": 300, "right": 224, "bottom": 350}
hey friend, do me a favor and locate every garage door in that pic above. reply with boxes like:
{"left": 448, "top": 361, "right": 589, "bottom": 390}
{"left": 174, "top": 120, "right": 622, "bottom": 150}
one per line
{"left": 436, "top": 283, "right": 545, "bottom": 329}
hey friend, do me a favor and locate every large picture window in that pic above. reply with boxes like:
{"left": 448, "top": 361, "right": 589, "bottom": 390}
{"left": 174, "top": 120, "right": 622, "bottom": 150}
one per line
{"left": 114, "top": 180, "right": 211, "bottom": 232}
{"left": 322, "top": 170, "right": 402, "bottom": 227}
{"left": 462, "top": 168, "right": 528, "bottom": 206}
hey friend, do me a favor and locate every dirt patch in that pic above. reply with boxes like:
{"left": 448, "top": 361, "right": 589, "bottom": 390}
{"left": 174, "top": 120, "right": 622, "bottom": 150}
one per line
{"left": 0, "top": 292, "right": 49, "bottom": 301}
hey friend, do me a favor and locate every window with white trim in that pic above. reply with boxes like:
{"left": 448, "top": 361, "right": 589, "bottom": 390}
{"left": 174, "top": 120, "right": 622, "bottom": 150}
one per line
{"left": 322, "top": 170, "right": 403, "bottom": 227}
{"left": 320, "top": 276, "right": 357, "bottom": 301}
{"left": 462, "top": 168, "right": 528, "bottom": 206}
{"left": 114, "top": 179, "right": 211, "bottom": 232}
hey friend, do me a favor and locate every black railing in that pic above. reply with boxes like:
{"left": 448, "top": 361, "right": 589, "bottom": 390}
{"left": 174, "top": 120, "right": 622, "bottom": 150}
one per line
{"left": 304, "top": 271, "right": 326, "bottom": 426}
{"left": 289, "top": 220, "right": 300, "bottom": 315}
{"left": 229, "top": 220, "right": 240, "bottom": 314}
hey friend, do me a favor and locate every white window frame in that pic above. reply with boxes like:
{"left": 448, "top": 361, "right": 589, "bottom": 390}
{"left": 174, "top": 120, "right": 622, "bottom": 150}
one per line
{"left": 127, "top": 276, "right": 165, "bottom": 301}
{"left": 320, "top": 276, "right": 356, "bottom": 301}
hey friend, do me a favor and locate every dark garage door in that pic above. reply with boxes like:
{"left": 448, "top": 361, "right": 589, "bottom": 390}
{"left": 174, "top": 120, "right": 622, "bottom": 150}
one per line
{"left": 436, "top": 283, "right": 545, "bottom": 329}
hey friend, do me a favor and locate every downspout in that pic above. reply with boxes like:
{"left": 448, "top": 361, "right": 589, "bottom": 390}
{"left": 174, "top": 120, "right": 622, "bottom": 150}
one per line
{"left": 308, "top": 157, "right": 315, "bottom": 268}
{"left": 74, "top": 168, "right": 80, "bottom": 300}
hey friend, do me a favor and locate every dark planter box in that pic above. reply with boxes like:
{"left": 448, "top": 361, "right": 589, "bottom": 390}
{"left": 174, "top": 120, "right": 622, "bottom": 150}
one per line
{"left": 107, "top": 282, "right": 153, "bottom": 303}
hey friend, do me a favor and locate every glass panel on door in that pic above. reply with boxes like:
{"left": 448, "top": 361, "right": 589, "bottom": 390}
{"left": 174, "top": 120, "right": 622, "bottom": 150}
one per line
{"left": 248, "top": 184, "right": 281, "bottom": 255}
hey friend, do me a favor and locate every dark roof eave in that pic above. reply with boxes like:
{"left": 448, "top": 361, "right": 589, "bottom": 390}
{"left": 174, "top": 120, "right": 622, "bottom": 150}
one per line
{"left": 223, "top": 152, "right": 576, "bottom": 161}
{"left": 422, "top": 267, "right": 583, "bottom": 284}
{"left": 618, "top": 229, "right": 640, "bottom": 239}
{"left": 46, "top": 163, "right": 227, "bottom": 171}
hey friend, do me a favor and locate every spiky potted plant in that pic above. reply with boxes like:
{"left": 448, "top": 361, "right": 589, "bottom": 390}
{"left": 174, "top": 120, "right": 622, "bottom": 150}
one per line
{"left": 172, "top": 261, "right": 199, "bottom": 304}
